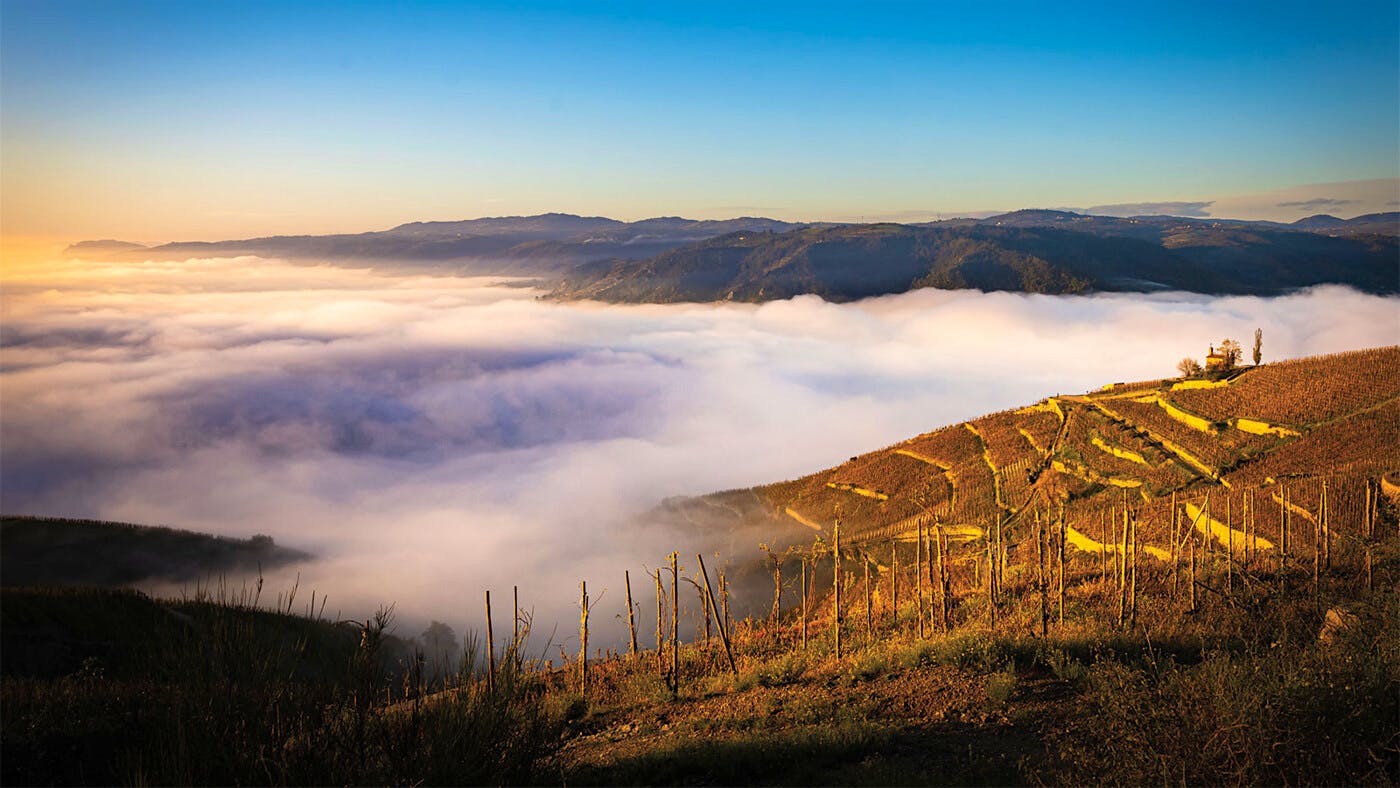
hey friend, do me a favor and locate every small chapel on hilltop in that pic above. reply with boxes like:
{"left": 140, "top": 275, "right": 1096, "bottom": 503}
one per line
{"left": 1205, "top": 344, "right": 1227, "bottom": 371}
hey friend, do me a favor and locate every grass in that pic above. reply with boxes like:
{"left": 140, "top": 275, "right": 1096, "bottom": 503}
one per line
{"left": 5, "top": 499, "right": 1398, "bottom": 785}
{"left": 1042, "top": 603, "right": 1400, "bottom": 784}
{"left": 563, "top": 720, "right": 898, "bottom": 786}
{"left": 1, "top": 587, "right": 562, "bottom": 785}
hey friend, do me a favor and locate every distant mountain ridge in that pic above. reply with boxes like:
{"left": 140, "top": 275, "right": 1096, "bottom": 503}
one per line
{"left": 65, "top": 214, "right": 816, "bottom": 275}
{"left": 67, "top": 209, "right": 1398, "bottom": 299}
{"left": 549, "top": 214, "right": 1398, "bottom": 302}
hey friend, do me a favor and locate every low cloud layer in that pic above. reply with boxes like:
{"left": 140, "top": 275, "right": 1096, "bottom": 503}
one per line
{"left": 1070, "top": 201, "right": 1215, "bottom": 218}
{"left": 3, "top": 255, "right": 1396, "bottom": 646}
{"left": 1276, "top": 197, "right": 1358, "bottom": 211}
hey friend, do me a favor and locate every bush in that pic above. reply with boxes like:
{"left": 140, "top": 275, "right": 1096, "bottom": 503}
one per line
{"left": 849, "top": 650, "right": 888, "bottom": 682}
{"left": 1042, "top": 624, "right": 1400, "bottom": 785}
{"left": 983, "top": 669, "right": 1018, "bottom": 706}
{"left": 753, "top": 652, "right": 807, "bottom": 688}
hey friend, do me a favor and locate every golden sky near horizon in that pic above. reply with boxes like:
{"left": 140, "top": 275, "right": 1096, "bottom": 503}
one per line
{"left": 2, "top": 178, "right": 1395, "bottom": 249}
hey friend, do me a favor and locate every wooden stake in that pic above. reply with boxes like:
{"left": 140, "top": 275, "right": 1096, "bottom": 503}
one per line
{"left": 1118, "top": 505, "right": 1129, "bottom": 627}
{"left": 834, "top": 517, "right": 843, "bottom": 659}
{"left": 934, "top": 524, "right": 948, "bottom": 632}
{"left": 1037, "top": 511, "right": 1047, "bottom": 637}
{"left": 994, "top": 514, "right": 1004, "bottom": 592}
{"left": 669, "top": 552, "right": 679, "bottom": 693}
{"left": 768, "top": 550, "right": 782, "bottom": 629}
{"left": 512, "top": 585, "right": 520, "bottom": 669}
{"left": 485, "top": 589, "right": 496, "bottom": 693}
{"left": 1365, "top": 546, "right": 1373, "bottom": 593}
{"left": 1189, "top": 530, "right": 1198, "bottom": 613}
{"left": 987, "top": 535, "right": 997, "bottom": 628}
{"left": 1129, "top": 513, "right": 1138, "bottom": 626}
{"left": 1248, "top": 489, "right": 1260, "bottom": 571}
{"left": 1171, "top": 493, "right": 1180, "bottom": 599}
{"left": 1313, "top": 493, "right": 1321, "bottom": 599}
{"left": 720, "top": 572, "right": 731, "bottom": 643}
{"left": 916, "top": 517, "right": 926, "bottom": 638}
{"left": 1364, "top": 481, "right": 1372, "bottom": 539}
{"left": 624, "top": 570, "right": 638, "bottom": 658}
{"left": 801, "top": 554, "right": 808, "bottom": 653}
{"left": 696, "top": 554, "right": 737, "bottom": 676}
{"left": 1101, "top": 508, "right": 1110, "bottom": 580}
{"left": 579, "top": 581, "right": 589, "bottom": 699}
{"left": 1249, "top": 490, "right": 1256, "bottom": 567}
{"left": 1057, "top": 506, "right": 1066, "bottom": 627}
{"left": 927, "top": 523, "right": 938, "bottom": 626}
{"left": 1322, "top": 480, "right": 1331, "bottom": 570}
{"left": 864, "top": 555, "right": 873, "bottom": 644}
{"left": 890, "top": 538, "right": 898, "bottom": 626}
{"left": 654, "top": 570, "right": 664, "bottom": 677}
{"left": 1204, "top": 493, "right": 1212, "bottom": 560}
{"left": 1226, "top": 494, "right": 1234, "bottom": 594}
{"left": 701, "top": 580, "right": 712, "bottom": 645}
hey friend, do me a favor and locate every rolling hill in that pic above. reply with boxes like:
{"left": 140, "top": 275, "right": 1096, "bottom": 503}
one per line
{"left": 0, "top": 515, "right": 309, "bottom": 588}
{"left": 658, "top": 345, "right": 1400, "bottom": 557}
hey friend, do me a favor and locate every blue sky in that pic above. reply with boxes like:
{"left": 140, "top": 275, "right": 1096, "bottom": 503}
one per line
{"left": 2, "top": 0, "right": 1397, "bottom": 239}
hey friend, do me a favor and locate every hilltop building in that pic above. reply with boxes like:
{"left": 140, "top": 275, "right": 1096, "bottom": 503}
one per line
{"left": 1205, "top": 345, "right": 1227, "bottom": 371}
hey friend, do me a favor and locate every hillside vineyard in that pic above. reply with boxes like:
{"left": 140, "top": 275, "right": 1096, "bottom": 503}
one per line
{"left": 672, "top": 346, "right": 1400, "bottom": 570}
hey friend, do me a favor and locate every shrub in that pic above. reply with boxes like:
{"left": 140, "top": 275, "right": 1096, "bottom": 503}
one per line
{"left": 983, "top": 669, "right": 1018, "bottom": 706}
{"left": 1042, "top": 625, "right": 1400, "bottom": 785}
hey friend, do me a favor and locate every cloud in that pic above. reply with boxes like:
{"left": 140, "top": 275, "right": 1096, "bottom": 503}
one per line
{"left": 1276, "top": 197, "right": 1358, "bottom": 211}
{"left": 3, "top": 255, "right": 1396, "bottom": 647}
{"left": 1067, "top": 201, "right": 1215, "bottom": 218}
{"left": 851, "top": 209, "right": 1008, "bottom": 222}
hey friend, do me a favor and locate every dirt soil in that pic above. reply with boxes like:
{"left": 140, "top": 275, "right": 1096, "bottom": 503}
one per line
{"left": 544, "top": 663, "right": 1074, "bottom": 785}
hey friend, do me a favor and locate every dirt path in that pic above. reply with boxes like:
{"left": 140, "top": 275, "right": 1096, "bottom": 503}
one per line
{"left": 1184, "top": 502, "right": 1274, "bottom": 554}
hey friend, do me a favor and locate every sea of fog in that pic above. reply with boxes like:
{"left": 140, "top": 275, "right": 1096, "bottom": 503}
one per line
{"left": 2, "top": 254, "right": 1396, "bottom": 647}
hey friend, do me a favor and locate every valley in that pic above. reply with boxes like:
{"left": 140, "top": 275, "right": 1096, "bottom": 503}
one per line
{"left": 5, "top": 345, "right": 1397, "bottom": 785}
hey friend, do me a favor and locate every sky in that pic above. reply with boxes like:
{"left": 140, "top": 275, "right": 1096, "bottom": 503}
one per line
{"left": 3, "top": 0, "right": 1398, "bottom": 241}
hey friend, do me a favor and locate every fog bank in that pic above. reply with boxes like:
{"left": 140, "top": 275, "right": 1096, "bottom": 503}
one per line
{"left": 3, "top": 255, "right": 1396, "bottom": 646}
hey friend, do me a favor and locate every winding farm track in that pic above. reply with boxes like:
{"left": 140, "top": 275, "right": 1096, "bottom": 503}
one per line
{"left": 1268, "top": 493, "right": 1316, "bottom": 524}
{"left": 1077, "top": 396, "right": 1220, "bottom": 482}
{"left": 784, "top": 507, "right": 824, "bottom": 532}
{"left": 1183, "top": 502, "right": 1274, "bottom": 554}
{"left": 1063, "top": 526, "right": 1170, "bottom": 562}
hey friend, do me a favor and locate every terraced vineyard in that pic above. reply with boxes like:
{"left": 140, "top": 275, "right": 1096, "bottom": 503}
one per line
{"left": 673, "top": 346, "right": 1400, "bottom": 574}
{"left": 1169, "top": 348, "right": 1400, "bottom": 426}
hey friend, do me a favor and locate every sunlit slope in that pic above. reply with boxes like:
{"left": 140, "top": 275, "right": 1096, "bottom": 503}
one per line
{"left": 681, "top": 346, "right": 1400, "bottom": 561}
